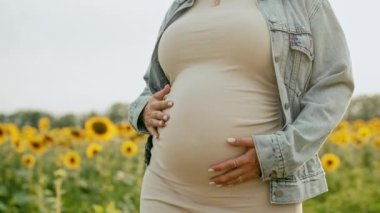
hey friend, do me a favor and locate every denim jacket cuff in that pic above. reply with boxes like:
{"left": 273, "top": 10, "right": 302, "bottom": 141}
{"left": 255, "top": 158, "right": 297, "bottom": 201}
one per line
{"left": 129, "top": 95, "right": 151, "bottom": 135}
{"left": 252, "top": 133, "right": 285, "bottom": 181}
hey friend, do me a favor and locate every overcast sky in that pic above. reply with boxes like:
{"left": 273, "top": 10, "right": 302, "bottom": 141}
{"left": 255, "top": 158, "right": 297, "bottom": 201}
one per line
{"left": 0, "top": 0, "right": 378, "bottom": 115}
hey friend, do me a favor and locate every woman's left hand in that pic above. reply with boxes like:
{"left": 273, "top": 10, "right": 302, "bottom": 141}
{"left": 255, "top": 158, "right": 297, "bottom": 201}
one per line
{"left": 208, "top": 137, "right": 261, "bottom": 187}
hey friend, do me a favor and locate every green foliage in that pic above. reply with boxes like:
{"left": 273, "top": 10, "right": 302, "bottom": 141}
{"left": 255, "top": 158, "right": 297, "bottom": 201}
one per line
{"left": 346, "top": 94, "right": 380, "bottom": 121}
{"left": 54, "top": 114, "right": 79, "bottom": 128}
{"left": 0, "top": 102, "right": 130, "bottom": 129}
{"left": 107, "top": 103, "right": 129, "bottom": 124}
{"left": 7, "top": 111, "right": 53, "bottom": 127}
{"left": 0, "top": 114, "right": 6, "bottom": 122}
{"left": 0, "top": 139, "right": 145, "bottom": 213}
{"left": 304, "top": 135, "right": 380, "bottom": 212}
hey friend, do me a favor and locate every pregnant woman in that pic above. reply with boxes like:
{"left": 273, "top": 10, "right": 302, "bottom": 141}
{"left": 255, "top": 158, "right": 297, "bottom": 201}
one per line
{"left": 128, "top": 0, "right": 354, "bottom": 212}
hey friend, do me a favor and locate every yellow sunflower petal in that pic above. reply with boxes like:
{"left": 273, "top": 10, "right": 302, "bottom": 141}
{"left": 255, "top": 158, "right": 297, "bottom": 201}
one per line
{"left": 120, "top": 140, "right": 138, "bottom": 157}
{"left": 86, "top": 143, "right": 103, "bottom": 158}
{"left": 321, "top": 153, "right": 341, "bottom": 172}
{"left": 28, "top": 135, "right": 46, "bottom": 155}
{"left": 21, "top": 154, "right": 36, "bottom": 168}
{"left": 38, "top": 117, "right": 51, "bottom": 132}
{"left": 0, "top": 124, "right": 6, "bottom": 145}
{"left": 64, "top": 151, "right": 81, "bottom": 170}
{"left": 85, "top": 116, "right": 116, "bottom": 141}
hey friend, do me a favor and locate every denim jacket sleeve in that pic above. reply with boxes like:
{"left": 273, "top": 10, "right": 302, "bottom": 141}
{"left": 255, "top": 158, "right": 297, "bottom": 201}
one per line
{"left": 252, "top": 0, "right": 355, "bottom": 181}
{"left": 127, "top": 66, "right": 151, "bottom": 135}
{"left": 127, "top": 2, "right": 180, "bottom": 135}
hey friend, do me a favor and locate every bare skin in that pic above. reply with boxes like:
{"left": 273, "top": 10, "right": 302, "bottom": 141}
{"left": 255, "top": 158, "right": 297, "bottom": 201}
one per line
{"left": 208, "top": 137, "right": 262, "bottom": 187}
{"left": 142, "top": 84, "right": 173, "bottom": 139}
{"left": 142, "top": 85, "right": 261, "bottom": 186}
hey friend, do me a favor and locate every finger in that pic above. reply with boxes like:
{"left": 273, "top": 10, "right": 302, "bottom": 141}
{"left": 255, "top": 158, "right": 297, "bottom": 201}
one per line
{"left": 151, "top": 100, "right": 174, "bottom": 111}
{"left": 226, "top": 136, "right": 254, "bottom": 148}
{"left": 209, "top": 166, "right": 249, "bottom": 185}
{"left": 148, "top": 118, "right": 166, "bottom": 128}
{"left": 153, "top": 111, "right": 170, "bottom": 122}
{"left": 153, "top": 84, "right": 171, "bottom": 100}
{"left": 225, "top": 171, "right": 258, "bottom": 186}
{"left": 209, "top": 154, "right": 247, "bottom": 172}
{"left": 225, "top": 175, "right": 245, "bottom": 186}
{"left": 146, "top": 126, "right": 159, "bottom": 139}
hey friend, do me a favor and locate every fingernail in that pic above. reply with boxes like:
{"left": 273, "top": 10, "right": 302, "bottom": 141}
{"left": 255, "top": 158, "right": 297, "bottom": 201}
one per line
{"left": 216, "top": 184, "right": 223, "bottom": 187}
{"left": 227, "top": 138, "right": 236, "bottom": 143}
{"left": 209, "top": 181, "right": 215, "bottom": 185}
{"left": 163, "top": 115, "right": 168, "bottom": 120}
{"left": 168, "top": 101, "right": 173, "bottom": 106}
{"left": 208, "top": 168, "right": 214, "bottom": 172}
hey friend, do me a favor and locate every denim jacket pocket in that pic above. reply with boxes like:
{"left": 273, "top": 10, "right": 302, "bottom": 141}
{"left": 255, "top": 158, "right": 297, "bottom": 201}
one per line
{"left": 270, "top": 24, "right": 314, "bottom": 98}
{"left": 289, "top": 33, "right": 314, "bottom": 61}
{"left": 288, "top": 31, "right": 314, "bottom": 97}
{"left": 268, "top": 23, "right": 315, "bottom": 122}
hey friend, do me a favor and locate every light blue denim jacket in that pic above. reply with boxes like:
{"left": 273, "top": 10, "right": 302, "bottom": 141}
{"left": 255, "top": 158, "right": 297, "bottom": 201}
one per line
{"left": 128, "top": 0, "right": 355, "bottom": 204}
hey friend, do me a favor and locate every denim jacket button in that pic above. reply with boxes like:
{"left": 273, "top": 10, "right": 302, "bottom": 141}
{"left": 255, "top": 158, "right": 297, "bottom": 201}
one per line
{"left": 284, "top": 102, "right": 289, "bottom": 109}
{"left": 274, "top": 56, "right": 280, "bottom": 63}
{"left": 269, "top": 16, "right": 277, "bottom": 23}
{"left": 270, "top": 170, "right": 277, "bottom": 178}
{"left": 274, "top": 189, "right": 284, "bottom": 197}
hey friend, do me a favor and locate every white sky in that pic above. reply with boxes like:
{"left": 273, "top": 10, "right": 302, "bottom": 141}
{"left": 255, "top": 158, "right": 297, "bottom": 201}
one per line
{"left": 0, "top": 0, "right": 379, "bottom": 115}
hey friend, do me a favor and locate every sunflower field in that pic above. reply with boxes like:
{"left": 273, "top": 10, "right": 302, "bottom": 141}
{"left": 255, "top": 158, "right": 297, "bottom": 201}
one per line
{"left": 0, "top": 116, "right": 148, "bottom": 213}
{"left": 0, "top": 116, "right": 380, "bottom": 212}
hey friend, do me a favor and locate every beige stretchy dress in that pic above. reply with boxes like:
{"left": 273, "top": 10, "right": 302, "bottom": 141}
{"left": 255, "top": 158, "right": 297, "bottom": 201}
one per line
{"left": 140, "top": 0, "right": 302, "bottom": 212}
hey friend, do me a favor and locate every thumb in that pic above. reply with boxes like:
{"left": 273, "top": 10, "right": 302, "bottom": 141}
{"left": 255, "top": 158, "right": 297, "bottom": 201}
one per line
{"left": 153, "top": 84, "right": 171, "bottom": 100}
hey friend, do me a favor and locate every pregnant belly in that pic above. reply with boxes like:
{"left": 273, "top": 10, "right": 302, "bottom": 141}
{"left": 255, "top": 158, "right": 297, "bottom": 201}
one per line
{"left": 148, "top": 68, "right": 282, "bottom": 185}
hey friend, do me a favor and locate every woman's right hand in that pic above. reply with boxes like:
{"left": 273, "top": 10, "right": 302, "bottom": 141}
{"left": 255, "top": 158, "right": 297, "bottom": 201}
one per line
{"left": 142, "top": 84, "right": 173, "bottom": 139}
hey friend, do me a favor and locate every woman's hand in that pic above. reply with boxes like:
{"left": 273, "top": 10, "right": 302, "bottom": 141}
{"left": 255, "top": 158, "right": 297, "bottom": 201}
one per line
{"left": 208, "top": 137, "right": 261, "bottom": 187}
{"left": 142, "top": 84, "right": 173, "bottom": 139}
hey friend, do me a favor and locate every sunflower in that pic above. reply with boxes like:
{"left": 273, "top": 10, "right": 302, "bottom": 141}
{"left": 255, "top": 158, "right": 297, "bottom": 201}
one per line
{"left": 116, "top": 122, "right": 137, "bottom": 138}
{"left": 352, "top": 137, "right": 365, "bottom": 148}
{"left": 352, "top": 119, "right": 366, "bottom": 129}
{"left": 38, "top": 117, "right": 50, "bottom": 132}
{"left": 56, "top": 137, "right": 72, "bottom": 149}
{"left": 371, "top": 136, "right": 380, "bottom": 149}
{"left": 355, "top": 126, "right": 372, "bottom": 142}
{"left": 41, "top": 134, "right": 54, "bottom": 146}
{"left": 85, "top": 116, "right": 116, "bottom": 141}
{"left": 120, "top": 140, "right": 138, "bottom": 157}
{"left": 22, "top": 126, "right": 37, "bottom": 140}
{"left": 337, "top": 130, "right": 352, "bottom": 147}
{"left": 64, "top": 151, "right": 81, "bottom": 170}
{"left": 86, "top": 143, "right": 103, "bottom": 158}
{"left": 21, "top": 154, "right": 36, "bottom": 168}
{"left": 5, "top": 123, "right": 20, "bottom": 142}
{"left": 28, "top": 135, "right": 46, "bottom": 155}
{"left": 130, "top": 133, "right": 148, "bottom": 143}
{"left": 68, "top": 128, "right": 85, "bottom": 141}
{"left": 12, "top": 139, "right": 26, "bottom": 153}
{"left": 321, "top": 153, "right": 341, "bottom": 172}
{"left": 0, "top": 124, "right": 6, "bottom": 145}
{"left": 336, "top": 120, "right": 350, "bottom": 131}
{"left": 327, "top": 130, "right": 350, "bottom": 147}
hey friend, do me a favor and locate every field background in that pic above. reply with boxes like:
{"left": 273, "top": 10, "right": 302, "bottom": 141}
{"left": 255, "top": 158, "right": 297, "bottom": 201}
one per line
{"left": 1, "top": 95, "right": 380, "bottom": 213}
